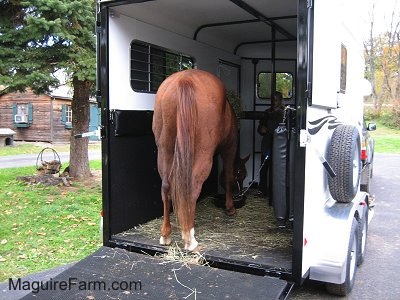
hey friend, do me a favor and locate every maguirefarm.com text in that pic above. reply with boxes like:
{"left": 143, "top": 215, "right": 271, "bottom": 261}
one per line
{"left": 8, "top": 277, "right": 142, "bottom": 294}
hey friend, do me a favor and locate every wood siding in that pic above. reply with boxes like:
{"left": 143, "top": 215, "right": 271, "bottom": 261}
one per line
{"left": 0, "top": 90, "right": 72, "bottom": 143}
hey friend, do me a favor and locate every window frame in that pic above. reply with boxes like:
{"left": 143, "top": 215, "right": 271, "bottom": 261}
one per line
{"left": 340, "top": 44, "right": 347, "bottom": 94}
{"left": 256, "top": 72, "right": 294, "bottom": 100}
{"left": 12, "top": 103, "right": 33, "bottom": 128}
{"left": 61, "top": 104, "right": 73, "bottom": 129}
{"left": 130, "top": 40, "right": 195, "bottom": 93}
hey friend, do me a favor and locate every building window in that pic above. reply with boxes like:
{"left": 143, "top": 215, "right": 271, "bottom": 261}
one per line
{"left": 12, "top": 103, "right": 33, "bottom": 128}
{"left": 61, "top": 104, "right": 72, "bottom": 129}
{"left": 257, "top": 72, "right": 293, "bottom": 100}
{"left": 130, "top": 40, "right": 194, "bottom": 93}
{"left": 340, "top": 44, "right": 347, "bottom": 93}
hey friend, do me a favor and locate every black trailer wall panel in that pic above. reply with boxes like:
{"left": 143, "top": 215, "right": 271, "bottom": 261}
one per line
{"left": 106, "top": 110, "right": 219, "bottom": 236}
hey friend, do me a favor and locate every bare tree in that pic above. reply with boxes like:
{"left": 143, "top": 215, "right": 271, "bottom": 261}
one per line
{"left": 364, "top": 2, "right": 378, "bottom": 110}
{"left": 364, "top": 0, "right": 400, "bottom": 125}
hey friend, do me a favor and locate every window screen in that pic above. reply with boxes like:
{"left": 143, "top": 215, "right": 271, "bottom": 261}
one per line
{"left": 130, "top": 41, "right": 194, "bottom": 93}
{"left": 257, "top": 72, "right": 293, "bottom": 99}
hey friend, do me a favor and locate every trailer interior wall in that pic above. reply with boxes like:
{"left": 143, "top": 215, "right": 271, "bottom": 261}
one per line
{"left": 106, "top": 1, "right": 299, "bottom": 229}
{"left": 101, "top": 0, "right": 305, "bottom": 283}
{"left": 108, "top": 13, "right": 241, "bottom": 110}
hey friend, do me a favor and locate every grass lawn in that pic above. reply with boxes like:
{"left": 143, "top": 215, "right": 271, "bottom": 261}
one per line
{"left": 0, "top": 161, "right": 102, "bottom": 282}
{"left": 0, "top": 141, "right": 101, "bottom": 156}
{"left": 369, "top": 122, "right": 400, "bottom": 154}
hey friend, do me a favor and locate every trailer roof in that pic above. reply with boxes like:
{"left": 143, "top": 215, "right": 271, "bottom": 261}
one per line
{"left": 105, "top": 0, "right": 297, "bottom": 54}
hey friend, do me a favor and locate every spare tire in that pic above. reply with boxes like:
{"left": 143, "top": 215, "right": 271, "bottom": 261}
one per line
{"left": 328, "top": 125, "right": 361, "bottom": 203}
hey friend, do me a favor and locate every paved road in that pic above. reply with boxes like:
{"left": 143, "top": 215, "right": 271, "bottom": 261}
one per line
{"left": 290, "top": 153, "right": 400, "bottom": 299}
{"left": 0, "top": 151, "right": 101, "bottom": 169}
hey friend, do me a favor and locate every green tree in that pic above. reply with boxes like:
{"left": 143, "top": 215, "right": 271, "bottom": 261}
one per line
{"left": 0, "top": 0, "right": 96, "bottom": 179}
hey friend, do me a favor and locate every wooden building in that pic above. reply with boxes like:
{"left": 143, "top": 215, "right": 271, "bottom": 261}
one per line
{"left": 0, "top": 89, "right": 100, "bottom": 143}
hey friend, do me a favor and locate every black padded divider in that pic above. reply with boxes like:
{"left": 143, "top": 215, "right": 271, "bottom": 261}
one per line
{"left": 113, "top": 109, "right": 153, "bottom": 137}
{"left": 288, "top": 127, "right": 296, "bottom": 220}
{"left": 272, "top": 123, "right": 288, "bottom": 220}
{"left": 108, "top": 120, "right": 162, "bottom": 235}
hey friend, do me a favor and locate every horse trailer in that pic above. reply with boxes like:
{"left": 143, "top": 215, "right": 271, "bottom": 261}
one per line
{"left": 22, "top": 0, "right": 373, "bottom": 298}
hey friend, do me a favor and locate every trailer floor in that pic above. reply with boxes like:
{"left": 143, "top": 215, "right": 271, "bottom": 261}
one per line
{"left": 114, "top": 192, "right": 293, "bottom": 271}
{"left": 20, "top": 246, "right": 290, "bottom": 299}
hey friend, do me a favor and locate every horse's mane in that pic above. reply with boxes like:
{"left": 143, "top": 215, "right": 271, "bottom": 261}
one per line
{"left": 170, "top": 77, "right": 197, "bottom": 237}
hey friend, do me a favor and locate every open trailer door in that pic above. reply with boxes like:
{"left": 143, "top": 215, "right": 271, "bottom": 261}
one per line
{"left": 20, "top": 247, "right": 292, "bottom": 299}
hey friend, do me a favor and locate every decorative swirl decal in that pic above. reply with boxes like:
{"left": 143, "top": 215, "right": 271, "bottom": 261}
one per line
{"left": 308, "top": 116, "right": 343, "bottom": 135}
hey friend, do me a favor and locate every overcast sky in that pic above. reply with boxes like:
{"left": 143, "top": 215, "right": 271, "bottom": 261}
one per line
{"left": 369, "top": 0, "right": 399, "bottom": 35}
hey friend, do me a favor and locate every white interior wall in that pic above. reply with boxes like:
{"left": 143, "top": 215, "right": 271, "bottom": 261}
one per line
{"left": 108, "top": 12, "right": 240, "bottom": 110}
{"left": 108, "top": 10, "right": 298, "bottom": 188}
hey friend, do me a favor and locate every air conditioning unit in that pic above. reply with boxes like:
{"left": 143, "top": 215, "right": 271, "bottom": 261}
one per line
{"left": 14, "top": 114, "right": 28, "bottom": 123}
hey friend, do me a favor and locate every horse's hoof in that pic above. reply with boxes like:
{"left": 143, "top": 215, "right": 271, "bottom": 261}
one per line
{"left": 184, "top": 239, "right": 199, "bottom": 252}
{"left": 160, "top": 235, "right": 171, "bottom": 246}
{"left": 225, "top": 207, "right": 236, "bottom": 216}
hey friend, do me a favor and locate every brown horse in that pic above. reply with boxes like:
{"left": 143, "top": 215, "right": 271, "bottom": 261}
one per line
{"left": 152, "top": 69, "right": 238, "bottom": 251}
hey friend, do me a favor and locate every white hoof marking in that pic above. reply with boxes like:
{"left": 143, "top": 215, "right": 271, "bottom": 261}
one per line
{"left": 160, "top": 235, "right": 171, "bottom": 246}
{"left": 183, "top": 228, "right": 198, "bottom": 251}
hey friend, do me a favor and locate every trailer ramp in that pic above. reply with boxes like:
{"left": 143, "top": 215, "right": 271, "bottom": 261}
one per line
{"left": 21, "top": 246, "right": 290, "bottom": 299}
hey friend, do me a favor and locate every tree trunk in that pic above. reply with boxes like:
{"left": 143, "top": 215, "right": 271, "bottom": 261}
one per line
{"left": 69, "top": 76, "right": 92, "bottom": 179}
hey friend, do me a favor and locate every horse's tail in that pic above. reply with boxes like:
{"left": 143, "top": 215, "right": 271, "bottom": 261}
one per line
{"left": 171, "top": 77, "right": 197, "bottom": 235}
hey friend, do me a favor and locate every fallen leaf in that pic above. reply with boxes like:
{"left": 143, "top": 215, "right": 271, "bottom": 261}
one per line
{"left": 1, "top": 239, "right": 7, "bottom": 245}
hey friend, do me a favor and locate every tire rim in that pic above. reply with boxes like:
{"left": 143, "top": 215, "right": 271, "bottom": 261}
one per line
{"left": 352, "top": 150, "right": 360, "bottom": 188}
{"left": 361, "top": 218, "right": 367, "bottom": 254}
{"left": 349, "top": 234, "right": 357, "bottom": 280}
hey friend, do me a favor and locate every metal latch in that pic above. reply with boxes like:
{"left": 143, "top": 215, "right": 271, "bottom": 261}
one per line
{"left": 74, "top": 127, "right": 101, "bottom": 139}
{"left": 299, "top": 129, "right": 311, "bottom": 147}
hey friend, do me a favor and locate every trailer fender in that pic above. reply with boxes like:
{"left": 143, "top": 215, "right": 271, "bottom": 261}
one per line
{"left": 328, "top": 125, "right": 361, "bottom": 203}
{"left": 309, "top": 192, "right": 367, "bottom": 286}
{"left": 357, "top": 203, "right": 369, "bottom": 266}
{"left": 325, "top": 217, "right": 359, "bottom": 296}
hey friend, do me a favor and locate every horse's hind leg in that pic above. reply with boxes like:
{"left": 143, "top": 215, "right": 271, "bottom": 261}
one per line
{"left": 160, "top": 179, "right": 172, "bottom": 246}
{"left": 181, "top": 183, "right": 201, "bottom": 251}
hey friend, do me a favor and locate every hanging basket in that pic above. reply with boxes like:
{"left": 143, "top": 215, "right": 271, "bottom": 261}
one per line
{"left": 36, "top": 147, "right": 62, "bottom": 175}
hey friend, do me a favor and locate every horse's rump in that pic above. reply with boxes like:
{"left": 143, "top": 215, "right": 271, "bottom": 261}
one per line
{"left": 153, "top": 69, "right": 238, "bottom": 249}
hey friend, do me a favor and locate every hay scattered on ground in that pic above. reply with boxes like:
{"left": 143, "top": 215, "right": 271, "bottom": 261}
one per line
{"left": 119, "top": 191, "right": 292, "bottom": 262}
{"left": 153, "top": 242, "right": 209, "bottom": 267}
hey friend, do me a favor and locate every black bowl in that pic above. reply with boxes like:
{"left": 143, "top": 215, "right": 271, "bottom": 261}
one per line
{"left": 213, "top": 193, "right": 246, "bottom": 209}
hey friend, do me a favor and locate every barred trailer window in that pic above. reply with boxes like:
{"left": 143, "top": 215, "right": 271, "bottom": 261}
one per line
{"left": 130, "top": 41, "right": 194, "bottom": 93}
